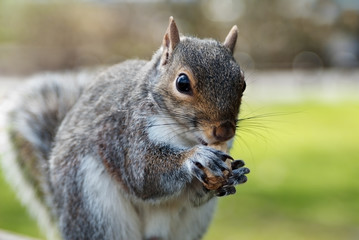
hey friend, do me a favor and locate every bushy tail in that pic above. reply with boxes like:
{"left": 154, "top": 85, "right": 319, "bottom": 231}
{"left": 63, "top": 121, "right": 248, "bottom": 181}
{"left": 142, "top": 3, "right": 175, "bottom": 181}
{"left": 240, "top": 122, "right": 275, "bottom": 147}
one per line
{"left": 0, "top": 71, "right": 94, "bottom": 239}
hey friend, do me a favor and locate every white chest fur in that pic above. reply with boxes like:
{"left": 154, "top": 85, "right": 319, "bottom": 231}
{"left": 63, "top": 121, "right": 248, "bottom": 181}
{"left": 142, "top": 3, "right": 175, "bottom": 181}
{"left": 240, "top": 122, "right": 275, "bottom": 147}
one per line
{"left": 147, "top": 115, "right": 198, "bottom": 148}
{"left": 81, "top": 154, "right": 216, "bottom": 240}
{"left": 81, "top": 154, "right": 142, "bottom": 239}
{"left": 140, "top": 197, "right": 217, "bottom": 240}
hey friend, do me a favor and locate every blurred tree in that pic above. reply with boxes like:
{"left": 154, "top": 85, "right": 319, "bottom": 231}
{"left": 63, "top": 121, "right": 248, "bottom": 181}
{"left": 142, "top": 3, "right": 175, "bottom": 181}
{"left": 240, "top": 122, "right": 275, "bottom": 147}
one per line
{"left": 0, "top": 0, "right": 358, "bottom": 75}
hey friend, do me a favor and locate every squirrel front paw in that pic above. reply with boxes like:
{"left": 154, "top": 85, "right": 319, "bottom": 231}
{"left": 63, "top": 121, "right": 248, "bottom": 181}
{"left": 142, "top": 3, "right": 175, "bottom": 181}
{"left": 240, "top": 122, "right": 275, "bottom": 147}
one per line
{"left": 189, "top": 146, "right": 232, "bottom": 190}
{"left": 189, "top": 146, "right": 250, "bottom": 196}
{"left": 216, "top": 160, "right": 250, "bottom": 197}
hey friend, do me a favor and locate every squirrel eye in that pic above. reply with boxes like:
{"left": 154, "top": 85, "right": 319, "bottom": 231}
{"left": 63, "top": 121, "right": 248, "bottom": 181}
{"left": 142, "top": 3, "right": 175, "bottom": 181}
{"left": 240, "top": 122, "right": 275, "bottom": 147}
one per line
{"left": 242, "top": 81, "right": 246, "bottom": 92}
{"left": 176, "top": 74, "right": 192, "bottom": 94}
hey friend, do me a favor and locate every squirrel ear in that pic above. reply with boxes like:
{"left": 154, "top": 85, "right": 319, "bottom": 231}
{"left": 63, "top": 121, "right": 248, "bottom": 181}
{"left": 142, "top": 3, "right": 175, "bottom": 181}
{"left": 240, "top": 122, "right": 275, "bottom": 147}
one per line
{"left": 161, "top": 16, "right": 180, "bottom": 65}
{"left": 223, "top": 25, "right": 238, "bottom": 54}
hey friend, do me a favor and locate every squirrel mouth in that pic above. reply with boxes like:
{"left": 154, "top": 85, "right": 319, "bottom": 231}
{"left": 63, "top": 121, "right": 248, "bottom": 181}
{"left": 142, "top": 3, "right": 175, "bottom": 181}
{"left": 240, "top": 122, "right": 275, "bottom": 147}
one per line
{"left": 196, "top": 137, "right": 208, "bottom": 146}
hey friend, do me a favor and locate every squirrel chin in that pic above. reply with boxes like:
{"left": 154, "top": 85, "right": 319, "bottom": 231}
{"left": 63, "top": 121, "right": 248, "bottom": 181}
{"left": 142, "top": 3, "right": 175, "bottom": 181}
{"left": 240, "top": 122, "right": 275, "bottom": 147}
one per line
{"left": 208, "top": 142, "right": 229, "bottom": 153}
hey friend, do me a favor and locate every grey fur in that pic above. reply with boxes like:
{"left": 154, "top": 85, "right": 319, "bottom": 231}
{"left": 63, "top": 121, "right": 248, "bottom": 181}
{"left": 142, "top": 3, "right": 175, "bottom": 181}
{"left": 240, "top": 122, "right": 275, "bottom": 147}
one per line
{"left": 1, "top": 20, "right": 249, "bottom": 240}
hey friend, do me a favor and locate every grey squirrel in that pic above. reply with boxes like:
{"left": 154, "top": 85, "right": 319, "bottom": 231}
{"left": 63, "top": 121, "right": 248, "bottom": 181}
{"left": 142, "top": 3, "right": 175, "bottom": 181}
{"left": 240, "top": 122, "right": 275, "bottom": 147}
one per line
{"left": 0, "top": 17, "right": 249, "bottom": 240}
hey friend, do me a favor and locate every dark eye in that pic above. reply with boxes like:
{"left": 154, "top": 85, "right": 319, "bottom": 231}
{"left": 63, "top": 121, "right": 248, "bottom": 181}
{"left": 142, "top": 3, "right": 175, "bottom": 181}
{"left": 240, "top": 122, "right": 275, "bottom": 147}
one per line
{"left": 176, "top": 74, "right": 192, "bottom": 94}
{"left": 242, "top": 81, "right": 246, "bottom": 92}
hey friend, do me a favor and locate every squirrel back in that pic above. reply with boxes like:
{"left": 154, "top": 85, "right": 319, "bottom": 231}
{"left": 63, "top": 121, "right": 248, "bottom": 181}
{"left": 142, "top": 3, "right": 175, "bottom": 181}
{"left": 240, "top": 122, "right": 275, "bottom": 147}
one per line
{"left": 0, "top": 17, "right": 248, "bottom": 240}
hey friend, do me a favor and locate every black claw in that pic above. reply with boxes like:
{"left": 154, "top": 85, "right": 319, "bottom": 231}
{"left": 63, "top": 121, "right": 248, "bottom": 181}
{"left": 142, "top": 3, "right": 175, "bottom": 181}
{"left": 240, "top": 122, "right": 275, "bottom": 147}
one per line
{"left": 216, "top": 189, "right": 226, "bottom": 197}
{"left": 231, "top": 160, "right": 245, "bottom": 169}
{"left": 222, "top": 153, "right": 234, "bottom": 161}
{"left": 195, "top": 162, "right": 203, "bottom": 168}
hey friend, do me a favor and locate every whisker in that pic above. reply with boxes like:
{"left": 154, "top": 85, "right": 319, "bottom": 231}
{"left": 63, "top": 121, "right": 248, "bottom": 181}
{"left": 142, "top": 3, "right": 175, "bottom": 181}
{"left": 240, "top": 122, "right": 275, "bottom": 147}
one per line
{"left": 232, "top": 133, "right": 255, "bottom": 161}
{"left": 236, "top": 128, "right": 269, "bottom": 144}
{"left": 237, "top": 112, "right": 293, "bottom": 122}
{"left": 167, "top": 127, "right": 201, "bottom": 144}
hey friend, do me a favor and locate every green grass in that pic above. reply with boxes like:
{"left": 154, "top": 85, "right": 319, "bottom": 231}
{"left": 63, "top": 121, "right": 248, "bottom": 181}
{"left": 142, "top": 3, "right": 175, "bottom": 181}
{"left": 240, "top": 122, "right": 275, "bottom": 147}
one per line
{"left": 1, "top": 102, "right": 359, "bottom": 239}
{"left": 0, "top": 168, "right": 42, "bottom": 238}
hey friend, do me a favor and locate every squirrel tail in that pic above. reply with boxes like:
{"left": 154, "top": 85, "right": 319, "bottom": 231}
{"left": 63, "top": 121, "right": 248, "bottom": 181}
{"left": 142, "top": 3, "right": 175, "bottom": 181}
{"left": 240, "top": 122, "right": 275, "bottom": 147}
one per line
{"left": 0, "top": 72, "right": 92, "bottom": 239}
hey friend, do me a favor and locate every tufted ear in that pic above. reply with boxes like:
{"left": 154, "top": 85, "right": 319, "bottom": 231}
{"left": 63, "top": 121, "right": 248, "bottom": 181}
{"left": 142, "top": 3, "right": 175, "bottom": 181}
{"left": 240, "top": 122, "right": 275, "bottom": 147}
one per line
{"left": 161, "top": 16, "right": 180, "bottom": 65}
{"left": 223, "top": 25, "right": 238, "bottom": 54}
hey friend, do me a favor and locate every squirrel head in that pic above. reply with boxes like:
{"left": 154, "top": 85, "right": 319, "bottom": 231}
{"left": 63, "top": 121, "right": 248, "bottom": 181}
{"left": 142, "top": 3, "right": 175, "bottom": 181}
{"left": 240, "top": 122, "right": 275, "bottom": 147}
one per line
{"left": 150, "top": 17, "right": 246, "bottom": 147}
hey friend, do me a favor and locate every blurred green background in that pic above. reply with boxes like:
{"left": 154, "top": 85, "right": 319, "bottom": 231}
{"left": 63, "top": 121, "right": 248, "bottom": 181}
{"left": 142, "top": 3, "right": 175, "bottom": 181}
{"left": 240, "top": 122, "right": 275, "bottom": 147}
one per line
{"left": 0, "top": 0, "right": 359, "bottom": 239}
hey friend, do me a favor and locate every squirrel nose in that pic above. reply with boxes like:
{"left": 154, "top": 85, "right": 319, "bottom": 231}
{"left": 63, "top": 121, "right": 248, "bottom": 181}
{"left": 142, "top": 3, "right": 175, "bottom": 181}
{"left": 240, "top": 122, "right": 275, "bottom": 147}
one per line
{"left": 212, "top": 121, "right": 235, "bottom": 142}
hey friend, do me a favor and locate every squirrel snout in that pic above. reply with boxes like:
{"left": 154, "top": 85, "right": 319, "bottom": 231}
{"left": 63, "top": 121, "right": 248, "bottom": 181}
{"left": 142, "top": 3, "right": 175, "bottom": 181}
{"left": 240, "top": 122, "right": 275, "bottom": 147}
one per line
{"left": 212, "top": 121, "right": 236, "bottom": 142}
